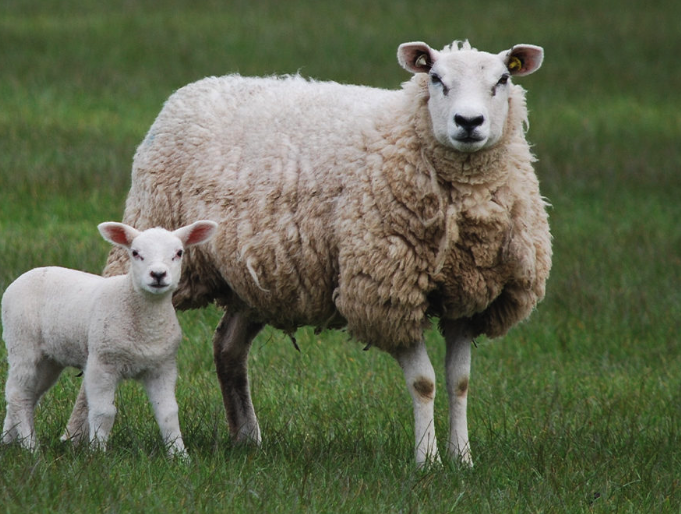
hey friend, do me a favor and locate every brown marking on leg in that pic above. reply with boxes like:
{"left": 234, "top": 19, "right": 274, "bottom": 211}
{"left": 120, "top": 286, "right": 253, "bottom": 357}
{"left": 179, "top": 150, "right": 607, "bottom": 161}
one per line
{"left": 456, "top": 376, "right": 469, "bottom": 398}
{"left": 413, "top": 377, "right": 435, "bottom": 400}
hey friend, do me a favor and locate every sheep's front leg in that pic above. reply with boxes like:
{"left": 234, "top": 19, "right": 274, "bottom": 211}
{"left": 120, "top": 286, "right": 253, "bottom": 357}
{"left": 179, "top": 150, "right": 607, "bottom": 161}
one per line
{"left": 141, "top": 362, "right": 187, "bottom": 458}
{"left": 391, "top": 340, "right": 440, "bottom": 466}
{"left": 213, "top": 311, "right": 264, "bottom": 444}
{"left": 442, "top": 319, "right": 473, "bottom": 466}
{"left": 84, "top": 363, "right": 118, "bottom": 451}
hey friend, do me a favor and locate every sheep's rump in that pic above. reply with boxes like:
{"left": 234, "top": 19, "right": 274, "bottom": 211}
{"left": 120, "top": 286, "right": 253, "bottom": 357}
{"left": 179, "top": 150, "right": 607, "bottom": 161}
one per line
{"left": 108, "top": 74, "right": 551, "bottom": 348}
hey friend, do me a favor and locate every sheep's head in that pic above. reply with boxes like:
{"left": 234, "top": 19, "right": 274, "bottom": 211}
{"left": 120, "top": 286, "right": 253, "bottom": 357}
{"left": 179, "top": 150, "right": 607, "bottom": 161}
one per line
{"left": 398, "top": 40, "right": 543, "bottom": 153}
{"left": 98, "top": 221, "right": 218, "bottom": 296}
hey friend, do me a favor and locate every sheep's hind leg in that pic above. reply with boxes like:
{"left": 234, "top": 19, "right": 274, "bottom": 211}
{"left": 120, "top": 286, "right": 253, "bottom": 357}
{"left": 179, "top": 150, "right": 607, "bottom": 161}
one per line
{"left": 213, "top": 311, "right": 264, "bottom": 444}
{"left": 442, "top": 319, "right": 474, "bottom": 466}
{"left": 61, "top": 383, "right": 89, "bottom": 444}
{"left": 391, "top": 340, "right": 440, "bottom": 466}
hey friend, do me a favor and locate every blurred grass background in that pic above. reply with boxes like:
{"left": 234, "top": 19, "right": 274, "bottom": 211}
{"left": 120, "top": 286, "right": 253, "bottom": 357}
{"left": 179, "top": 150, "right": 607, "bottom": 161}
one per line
{"left": 1, "top": 0, "right": 680, "bottom": 512}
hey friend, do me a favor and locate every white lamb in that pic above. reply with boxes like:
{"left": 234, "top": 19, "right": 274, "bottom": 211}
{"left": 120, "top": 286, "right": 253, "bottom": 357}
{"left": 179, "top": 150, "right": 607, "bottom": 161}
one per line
{"left": 66, "top": 40, "right": 552, "bottom": 466}
{"left": 1, "top": 220, "right": 217, "bottom": 456}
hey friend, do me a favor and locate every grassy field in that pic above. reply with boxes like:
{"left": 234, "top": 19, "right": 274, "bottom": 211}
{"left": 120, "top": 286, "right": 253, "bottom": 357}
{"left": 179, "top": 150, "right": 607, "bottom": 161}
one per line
{"left": 1, "top": 0, "right": 681, "bottom": 511}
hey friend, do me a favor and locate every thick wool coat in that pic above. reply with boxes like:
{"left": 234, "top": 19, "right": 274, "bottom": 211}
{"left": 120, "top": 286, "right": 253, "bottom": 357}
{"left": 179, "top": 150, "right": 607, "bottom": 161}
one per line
{"left": 106, "top": 70, "right": 551, "bottom": 350}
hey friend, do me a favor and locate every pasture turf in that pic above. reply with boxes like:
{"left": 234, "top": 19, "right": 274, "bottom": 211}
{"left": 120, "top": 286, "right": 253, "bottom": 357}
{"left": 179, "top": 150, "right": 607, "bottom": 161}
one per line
{"left": 1, "top": 0, "right": 680, "bottom": 511}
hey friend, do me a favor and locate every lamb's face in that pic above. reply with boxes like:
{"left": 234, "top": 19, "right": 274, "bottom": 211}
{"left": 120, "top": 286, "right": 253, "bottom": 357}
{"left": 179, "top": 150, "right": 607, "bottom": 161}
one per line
{"left": 98, "top": 220, "right": 218, "bottom": 297}
{"left": 128, "top": 229, "right": 184, "bottom": 296}
{"left": 397, "top": 41, "right": 543, "bottom": 153}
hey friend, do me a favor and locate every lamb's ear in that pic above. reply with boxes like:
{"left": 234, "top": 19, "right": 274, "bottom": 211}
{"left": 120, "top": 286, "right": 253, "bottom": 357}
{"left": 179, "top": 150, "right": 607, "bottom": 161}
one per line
{"left": 398, "top": 42, "right": 440, "bottom": 74}
{"left": 502, "top": 44, "right": 544, "bottom": 76}
{"left": 98, "top": 222, "right": 140, "bottom": 248}
{"left": 174, "top": 220, "right": 218, "bottom": 247}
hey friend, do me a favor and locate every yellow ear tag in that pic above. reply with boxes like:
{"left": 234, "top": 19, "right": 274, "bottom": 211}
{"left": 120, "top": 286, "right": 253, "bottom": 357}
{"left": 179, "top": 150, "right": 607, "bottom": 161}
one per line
{"left": 508, "top": 56, "right": 523, "bottom": 72}
{"left": 415, "top": 54, "right": 429, "bottom": 68}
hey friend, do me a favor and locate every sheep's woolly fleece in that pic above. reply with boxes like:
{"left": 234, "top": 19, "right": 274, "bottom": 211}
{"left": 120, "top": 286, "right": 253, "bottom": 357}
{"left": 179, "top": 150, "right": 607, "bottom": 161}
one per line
{"left": 108, "top": 44, "right": 552, "bottom": 350}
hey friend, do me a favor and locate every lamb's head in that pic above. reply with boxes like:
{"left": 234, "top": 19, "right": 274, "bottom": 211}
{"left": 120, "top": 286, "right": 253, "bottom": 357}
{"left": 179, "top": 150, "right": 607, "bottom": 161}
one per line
{"left": 98, "top": 221, "right": 218, "bottom": 296}
{"left": 398, "top": 40, "right": 543, "bottom": 153}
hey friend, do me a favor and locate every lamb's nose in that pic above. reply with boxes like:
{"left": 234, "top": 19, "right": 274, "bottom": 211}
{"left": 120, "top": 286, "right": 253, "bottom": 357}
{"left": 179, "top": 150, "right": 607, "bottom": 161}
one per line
{"left": 150, "top": 270, "right": 167, "bottom": 283}
{"left": 455, "top": 114, "right": 485, "bottom": 132}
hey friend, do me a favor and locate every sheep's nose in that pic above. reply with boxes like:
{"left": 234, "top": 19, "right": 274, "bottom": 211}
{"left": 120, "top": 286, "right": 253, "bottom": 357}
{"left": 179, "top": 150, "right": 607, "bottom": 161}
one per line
{"left": 455, "top": 114, "right": 485, "bottom": 132}
{"left": 150, "top": 270, "right": 167, "bottom": 282}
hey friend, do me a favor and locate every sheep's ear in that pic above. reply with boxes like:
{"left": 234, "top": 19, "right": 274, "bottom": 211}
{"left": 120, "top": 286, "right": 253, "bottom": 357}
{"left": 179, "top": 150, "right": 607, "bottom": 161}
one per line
{"left": 98, "top": 222, "right": 140, "bottom": 248}
{"left": 174, "top": 220, "right": 218, "bottom": 247}
{"left": 501, "top": 45, "right": 544, "bottom": 76}
{"left": 398, "top": 42, "right": 439, "bottom": 74}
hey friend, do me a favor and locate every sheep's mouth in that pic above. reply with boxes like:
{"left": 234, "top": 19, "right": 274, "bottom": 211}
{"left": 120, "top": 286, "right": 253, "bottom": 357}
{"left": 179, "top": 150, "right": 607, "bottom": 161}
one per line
{"left": 454, "top": 134, "right": 485, "bottom": 144}
{"left": 148, "top": 283, "right": 170, "bottom": 290}
{"left": 451, "top": 134, "right": 487, "bottom": 153}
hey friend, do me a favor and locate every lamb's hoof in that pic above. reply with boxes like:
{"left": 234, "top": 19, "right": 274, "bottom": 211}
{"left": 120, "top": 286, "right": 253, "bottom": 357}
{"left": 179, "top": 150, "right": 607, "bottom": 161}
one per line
{"left": 170, "top": 450, "right": 191, "bottom": 464}
{"left": 60, "top": 428, "right": 88, "bottom": 446}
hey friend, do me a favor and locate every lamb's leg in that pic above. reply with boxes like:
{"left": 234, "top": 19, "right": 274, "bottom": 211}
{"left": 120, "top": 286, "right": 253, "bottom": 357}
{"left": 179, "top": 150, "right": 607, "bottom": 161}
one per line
{"left": 3, "top": 359, "right": 62, "bottom": 451}
{"left": 213, "top": 311, "right": 263, "bottom": 444}
{"left": 391, "top": 340, "right": 440, "bottom": 466}
{"left": 84, "top": 363, "right": 118, "bottom": 451}
{"left": 61, "top": 383, "right": 89, "bottom": 444}
{"left": 442, "top": 319, "right": 474, "bottom": 466}
{"left": 3, "top": 375, "right": 37, "bottom": 449}
{"left": 141, "top": 361, "right": 187, "bottom": 458}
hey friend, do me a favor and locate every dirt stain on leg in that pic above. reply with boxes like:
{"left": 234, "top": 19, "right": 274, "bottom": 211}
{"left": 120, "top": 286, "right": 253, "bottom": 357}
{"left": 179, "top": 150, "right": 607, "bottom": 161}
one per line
{"left": 456, "top": 376, "right": 469, "bottom": 398}
{"left": 413, "top": 377, "right": 435, "bottom": 400}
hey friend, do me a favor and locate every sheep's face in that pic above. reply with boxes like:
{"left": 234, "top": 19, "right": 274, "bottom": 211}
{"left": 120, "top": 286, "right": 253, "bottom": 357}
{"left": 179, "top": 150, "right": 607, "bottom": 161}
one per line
{"left": 98, "top": 221, "right": 218, "bottom": 296}
{"left": 398, "top": 41, "right": 543, "bottom": 153}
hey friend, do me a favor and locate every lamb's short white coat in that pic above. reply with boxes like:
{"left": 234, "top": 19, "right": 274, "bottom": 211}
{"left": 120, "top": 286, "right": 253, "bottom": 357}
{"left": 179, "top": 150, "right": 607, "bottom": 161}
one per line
{"left": 1, "top": 221, "right": 217, "bottom": 456}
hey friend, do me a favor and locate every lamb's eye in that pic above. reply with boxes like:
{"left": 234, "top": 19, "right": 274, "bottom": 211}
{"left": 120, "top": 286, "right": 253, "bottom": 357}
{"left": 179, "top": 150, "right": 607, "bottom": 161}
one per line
{"left": 131, "top": 250, "right": 143, "bottom": 260}
{"left": 176, "top": 249, "right": 183, "bottom": 259}
{"left": 497, "top": 73, "right": 510, "bottom": 86}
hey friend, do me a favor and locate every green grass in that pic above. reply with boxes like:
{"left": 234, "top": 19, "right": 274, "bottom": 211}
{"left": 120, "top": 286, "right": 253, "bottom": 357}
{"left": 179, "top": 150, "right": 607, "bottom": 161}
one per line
{"left": 2, "top": 0, "right": 681, "bottom": 511}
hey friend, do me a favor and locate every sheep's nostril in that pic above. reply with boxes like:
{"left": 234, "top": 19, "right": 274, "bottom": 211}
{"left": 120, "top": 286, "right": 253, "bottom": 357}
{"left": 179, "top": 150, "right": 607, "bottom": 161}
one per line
{"left": 454, "top": 114, "right": 485, "bottom": 132}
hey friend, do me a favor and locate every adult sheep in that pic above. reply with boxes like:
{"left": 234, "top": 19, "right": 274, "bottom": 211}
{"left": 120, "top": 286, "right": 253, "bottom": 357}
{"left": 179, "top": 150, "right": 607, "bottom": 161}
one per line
{"left": 66, "top": 40, "right": 552, "bottom": 466}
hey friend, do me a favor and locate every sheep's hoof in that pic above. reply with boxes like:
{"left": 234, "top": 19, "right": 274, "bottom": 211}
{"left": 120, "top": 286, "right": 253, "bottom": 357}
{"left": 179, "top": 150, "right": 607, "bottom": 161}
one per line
{"left": 234, "top": 426, "right": 262, "bottom": 446}
{"left": 415, "top": 451, "right": 442, "bottom": 469}
{"left": 449, "top": 450, "right": 474, "bottom": 468}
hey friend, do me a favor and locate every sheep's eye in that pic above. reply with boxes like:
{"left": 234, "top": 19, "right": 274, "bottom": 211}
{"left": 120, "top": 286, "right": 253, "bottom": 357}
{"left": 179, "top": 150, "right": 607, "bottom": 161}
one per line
{"left": 131, "top": 249, "right": 143, "bottom": 260}
{"left": 497, "top": 73, "right": 510, "bottom": 86}
{"left": 429, "top": 73, "right": 448, "bottom": 95}
{"left": 176, "top": 249, "right": 183, "bottom": 259}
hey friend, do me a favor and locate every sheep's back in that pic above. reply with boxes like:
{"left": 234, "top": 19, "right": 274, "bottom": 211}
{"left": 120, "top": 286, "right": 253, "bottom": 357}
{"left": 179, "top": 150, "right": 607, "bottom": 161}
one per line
{"left": 117, "top": 75, "right": 401, "bottom": 330}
